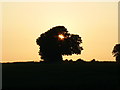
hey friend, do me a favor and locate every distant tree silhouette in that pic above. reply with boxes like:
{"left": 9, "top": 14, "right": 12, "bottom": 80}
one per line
{"left": 112, "top": 44, "right": 120, "bottom": 63}
{"left": 76, "top": 58, "right": 85, "bottom": 63}
{"left": 69, "top": 59, "right": 73, "bottom": 62}
{"left": 91, "top": 59, "right": 96, "bottom": 62}
{"left": 64, "top": 59, "right": 69, "bottom": 62}
{"left": 36, "top": 26, "right": 83, "bottom": 62}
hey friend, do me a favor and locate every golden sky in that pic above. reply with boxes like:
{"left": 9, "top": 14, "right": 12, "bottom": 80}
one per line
{"left": 1, "top": 2, "right": 118, "bottom": 62}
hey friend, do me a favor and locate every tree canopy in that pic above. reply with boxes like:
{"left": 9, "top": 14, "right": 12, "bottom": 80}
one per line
{"left": 112, "top": 44, "right": 120, "bottom": 63}
{"left": 36, "top": 26, "right": 83, "bottom": 62}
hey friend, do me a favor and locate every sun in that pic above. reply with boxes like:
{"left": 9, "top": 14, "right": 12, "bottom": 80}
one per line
{"left": 58, "top": 34, "right": 64, "bottom": 40}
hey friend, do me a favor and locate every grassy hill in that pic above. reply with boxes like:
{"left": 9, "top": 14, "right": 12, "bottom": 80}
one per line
{"left": 2, "top": 62, "right": 120, "bottom": 90}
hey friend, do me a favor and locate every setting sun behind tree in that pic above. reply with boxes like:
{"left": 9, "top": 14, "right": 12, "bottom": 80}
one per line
{"left": 36, "top": 26, "right": 83, "bottom": 62}
{"left": 58, "top": 34, "right": 65, "bottom": 40}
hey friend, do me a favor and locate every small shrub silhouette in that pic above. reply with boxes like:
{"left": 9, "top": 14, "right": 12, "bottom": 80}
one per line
{"left": 36, "top": 26, "right": 83, "bottom": 62}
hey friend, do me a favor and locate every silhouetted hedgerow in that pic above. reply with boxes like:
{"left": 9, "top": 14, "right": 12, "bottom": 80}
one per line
{"left": 36, "top": 26, "right": 83, "bottom": 62}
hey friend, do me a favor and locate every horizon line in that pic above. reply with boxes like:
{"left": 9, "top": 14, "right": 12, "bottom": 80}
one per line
{"left": 0, "top": 59, "right": 116, "bottom": 63}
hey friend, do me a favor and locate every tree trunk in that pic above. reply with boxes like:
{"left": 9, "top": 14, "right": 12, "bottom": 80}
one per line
{"left": 116, "top": 55, "right": 120, "bottom": 64}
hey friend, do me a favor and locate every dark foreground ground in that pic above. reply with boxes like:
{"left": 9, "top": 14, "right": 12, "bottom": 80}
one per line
{"left": 2, "top": 62, "right": 120, "bottom": 90}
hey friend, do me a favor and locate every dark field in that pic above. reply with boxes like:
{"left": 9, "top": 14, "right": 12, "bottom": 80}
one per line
{"left": 2, "top": 62, "right": 120, "bottom": 90}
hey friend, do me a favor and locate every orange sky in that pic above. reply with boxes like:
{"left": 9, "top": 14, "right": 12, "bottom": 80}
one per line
{"left": 1, "top": 2, "right": 118, "bottom": 62}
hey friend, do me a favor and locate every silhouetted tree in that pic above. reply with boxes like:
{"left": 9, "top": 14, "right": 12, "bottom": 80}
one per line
{"left": 112, "top": 44, "right": 120, "bottom": 63}
{"left": 91, "top": 59, "right": 96, "bottom": 62}
{"left": 36, "top": 26, "right": 83, "bottom": 62}
{"left": 64, "top": 59, "right": 69, "bottom": 62}
{"left": 76, "top": 58, "right": 85, "bottom": 63}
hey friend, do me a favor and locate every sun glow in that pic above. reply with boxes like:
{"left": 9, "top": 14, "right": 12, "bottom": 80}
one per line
{"left": 2, "top": 2, "right": 117, "bottom": 62}
{"left": 58, "top": 34, "right": 64, "bottom": 40}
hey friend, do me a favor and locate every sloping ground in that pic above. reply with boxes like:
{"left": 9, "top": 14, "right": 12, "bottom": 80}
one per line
{"left": 2, "top": 62, "right": 120, "bottom": 90}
